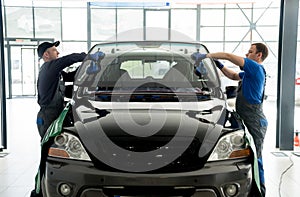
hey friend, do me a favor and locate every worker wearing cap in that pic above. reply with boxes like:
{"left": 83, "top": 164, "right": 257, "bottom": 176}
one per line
{"left": 36, "top": 41, "right": 86, "bottom": 138}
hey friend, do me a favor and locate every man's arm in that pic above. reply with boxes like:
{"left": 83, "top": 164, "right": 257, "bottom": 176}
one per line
{"left": 218, "top": 64, "right": 241, "bottom": 81}
{"left": 207, "top": 52, "right": 244, "bottom": 81}
{"left": 54, "top": 52, "right": 87, "bottom": 72}
{"left": 207, "top": 52, "right": 245, "bottom": 68}
{"left": 190, "top": 51, "right": 244, "bottom": 81}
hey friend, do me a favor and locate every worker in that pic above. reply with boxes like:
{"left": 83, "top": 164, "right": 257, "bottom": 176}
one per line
{"left": 192, "top": 43, "right": 268, "bottom": 196}
{"left": 32, "top": 42, "right": 103, "bottom": 197}
{"left": 36, "top": 41, "right": 86, "bottom": 138}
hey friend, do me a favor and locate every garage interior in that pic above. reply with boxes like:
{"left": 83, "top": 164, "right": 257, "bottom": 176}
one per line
{"left": 0, "top": 0, "right": 300, "bottom": 197}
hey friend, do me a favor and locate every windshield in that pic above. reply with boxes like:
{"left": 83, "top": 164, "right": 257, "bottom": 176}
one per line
{"left": 74, "top": 41, "right": 221, "bottom": 102}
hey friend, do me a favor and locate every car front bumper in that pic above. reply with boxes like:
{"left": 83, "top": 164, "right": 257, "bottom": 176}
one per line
{"left": 42, "top": 158, "right": 252, "bottom": 197}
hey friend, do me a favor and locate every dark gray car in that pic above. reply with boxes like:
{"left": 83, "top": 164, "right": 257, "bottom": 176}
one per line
{"left": 39, "top": 41, "right": 255, "bottom": 197}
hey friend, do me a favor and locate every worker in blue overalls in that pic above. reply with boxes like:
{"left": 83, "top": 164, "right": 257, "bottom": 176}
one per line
{"left": 193, "top": 43, "right": 268, "bottom": 196}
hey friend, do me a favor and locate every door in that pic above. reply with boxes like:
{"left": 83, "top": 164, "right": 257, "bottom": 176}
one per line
{"left": 5, "top": 38, "right": 54, "bottom": 98}
{"left": 10, "top": 46, "right": 38, "bottom": 96}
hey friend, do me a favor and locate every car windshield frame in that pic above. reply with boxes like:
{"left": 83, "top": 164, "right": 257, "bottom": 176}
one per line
{"left": 74, "top": 41, "right": 221, "bottom": 94}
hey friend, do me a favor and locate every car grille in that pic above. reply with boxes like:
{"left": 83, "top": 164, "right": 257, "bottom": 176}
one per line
{"left": 80, "top": 187, "right": 218, "bottom": 197}
{"left": 92, "top": 138, "right": 208, "bottom": 173}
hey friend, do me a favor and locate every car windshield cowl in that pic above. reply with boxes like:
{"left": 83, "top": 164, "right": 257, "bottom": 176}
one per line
{"left": 84, "top": 88, "right": 213, "bottom": 102}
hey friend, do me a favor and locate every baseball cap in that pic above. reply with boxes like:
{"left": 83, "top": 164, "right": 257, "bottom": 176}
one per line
{"left": 37, "top": 41, "right": 60, "bottom": 58}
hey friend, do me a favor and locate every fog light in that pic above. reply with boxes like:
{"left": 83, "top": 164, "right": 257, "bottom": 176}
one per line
{"left": 59, "top": 183, "right": 72, "bottom": 196}
{"left": 224, "top": 184, "right": 238, "bottom": 196}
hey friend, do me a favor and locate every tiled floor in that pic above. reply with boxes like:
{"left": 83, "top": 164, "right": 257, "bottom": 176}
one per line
{"left": 0, "top": 97, "right": 300, "bottom": 197}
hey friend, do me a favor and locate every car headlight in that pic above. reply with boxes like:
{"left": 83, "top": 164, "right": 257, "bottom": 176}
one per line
{"left": 207, "top": 130, "right": 251, "bottom": 161}
{"left": 48, "top": 132, "right": 91, "bottom": 161}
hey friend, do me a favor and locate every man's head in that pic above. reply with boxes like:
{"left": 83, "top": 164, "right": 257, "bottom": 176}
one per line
{"left": 37, "top": 41, "right": 60, "bottom": 61}
{"left": 246, "top": 43, "right": 268, "bottom": 63}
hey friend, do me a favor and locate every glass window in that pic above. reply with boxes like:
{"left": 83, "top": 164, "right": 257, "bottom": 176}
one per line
{"left": 225, "top": 27, "right": 250, "bottom": 41}
{"left": 200, "top": 9, "right": 224, "bottom": 26}
{"left": 62, "top": 8, "right": 87, "bottom": 40}
{"left": 33, "top": 0, "right": 61, "bottom": 7}
{"left": 264, "top": 42, "right": 278, "bottom": 59}
{"left": 59, "top": 42, "right": 88, "bottom": 56}
{"left": 200, "top": 27, "right": 224, "bottom": 41}
{"left": 225, "top": 8, "right": 251, "bottom": 26}
{"left": 91, "top": 9, "right": 116, "bottom": 41}
{"left": 3, "top": 0, "right": 32, "bottom": 6}
{"left": 121, "top": 60, "right": 172, "bottom": 79}
{"left": 252, "top": 27, "right": 278, "bottom": 41}
{"left": 5, "top": 7, "right": 33, "bottom": 38}
{"left": 34, "top": 8, "right": 61, "bottom": 39}
{"left": 253, "top": 1, "right": 281, "bottom": 9}
{"left": 117, "top": 9, "right": 143, "bottom": 40}
{"left": 171, "top": 9, "right": 197, "bottom": 41}
{"left": 255, "top": 8, "right": 280, "bottom": 26}
{"left": 203, "top": 42, "right": 225, "bottom": 53}
{"left": 224, "top": 42, "right": 248, "bottom": 55}
{"left": 61, "top": 1, "right": 87, "bottom": 8}
{"left": 145, "top": 10, "right": 169, "bottom": 40}
{"left": 201, "top": 4, "right": 225, "bottom": 9}
{"left": 59, "top": 42, "right": 88, "bottom": 71}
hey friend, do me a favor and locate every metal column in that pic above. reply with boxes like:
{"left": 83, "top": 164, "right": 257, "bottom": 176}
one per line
{"left": 277, "top": 0, "right": 299, "bottom": 150}
{"left": 0, "top": 0, "right": 7, "bottom": 150}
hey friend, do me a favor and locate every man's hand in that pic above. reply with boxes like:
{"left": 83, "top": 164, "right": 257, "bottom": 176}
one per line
{"left": 86, "top": 51, "right": 105, "bottom": 74}
{"left": 191, "top": 52, "right": 207, "bottom": 77}
{"left": 191, "top": 52, "right": 207, "bottom": 62}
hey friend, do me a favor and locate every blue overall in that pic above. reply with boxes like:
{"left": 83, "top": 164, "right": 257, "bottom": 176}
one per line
{"left": 236, "top": 58, "right": 267, "bottom": 196}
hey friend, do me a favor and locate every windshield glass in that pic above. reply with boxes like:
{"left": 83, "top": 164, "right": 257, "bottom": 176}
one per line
{"left": 74, "top": 41, "right": 220, "bottom": 101}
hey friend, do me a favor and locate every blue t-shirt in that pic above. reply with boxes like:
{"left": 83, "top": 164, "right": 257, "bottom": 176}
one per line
{"left": 238, "top": 58, "right": 265, "bottom": 104}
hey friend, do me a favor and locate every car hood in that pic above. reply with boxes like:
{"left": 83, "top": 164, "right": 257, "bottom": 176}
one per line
{"left": 73, "top": 99, "right": 226, "bottom": 172}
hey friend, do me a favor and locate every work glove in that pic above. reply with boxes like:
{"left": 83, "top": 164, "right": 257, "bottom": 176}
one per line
{"left": 191, "top": 52, "right": 207, "bottom": 62}
{"left": 86, "top": 61, "right": 100, "bottom": 74}
{"left": 214, "top": 60, "right": 224, "bottom": 70}
{"left": 194, "top": 61, "right": 207, "bottom": 76}
{"left": 191, "top": 52, "right": 207, "bottom": 76}
{"left": 86, "top": 51, "right": 105, "bottom": 74}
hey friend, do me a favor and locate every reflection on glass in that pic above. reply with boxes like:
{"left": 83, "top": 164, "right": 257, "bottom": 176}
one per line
{"left": 91, "top": 9, "right": 116, "bottom": 41}
{"left": 35, "top": 8, "right": 60, "bottom": 38}
{"left": 6, "top": 7, "right": 33, "bottom": 38}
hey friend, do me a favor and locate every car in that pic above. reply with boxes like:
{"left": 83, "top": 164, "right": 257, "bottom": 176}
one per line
{"left": 37, "top": 41, "right": 258, "bottom": 197}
